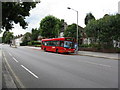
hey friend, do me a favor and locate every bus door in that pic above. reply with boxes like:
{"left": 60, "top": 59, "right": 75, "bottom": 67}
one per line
{"left": 58, "top": 41, "right": 64, "bottom": 53}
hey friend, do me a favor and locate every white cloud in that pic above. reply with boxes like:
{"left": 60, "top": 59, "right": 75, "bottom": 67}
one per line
{"left": 11, "top": 24, "right": 30, "bottom": 36}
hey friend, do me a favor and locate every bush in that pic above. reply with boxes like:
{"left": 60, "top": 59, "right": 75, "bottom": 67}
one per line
{"left": 34, "top": 45, "right": 41, "bottom": 47}
{"left": 116, "top": 48, "right": 120, "bottom": 53}
{"left": 80, "top": 44, "right": 91, "bottom": 48}
{"left": 20, "top": 41, "right": 28, "bottom": 46}
{"left": 80, "top": 44, "right": 101, "bottom": 49}
{"left": 28, "top": 42, "right": 32, "bottom": 46}
{"left": 26, "top": 41, "right": 41, "bottom": 46}
{"left": 20, "top": 41, "right": 41, "bottom": 46}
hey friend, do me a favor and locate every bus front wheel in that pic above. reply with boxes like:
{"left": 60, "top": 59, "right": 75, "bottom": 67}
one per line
{"left": 44, "top": 48, "right": 46, "bottom": 52}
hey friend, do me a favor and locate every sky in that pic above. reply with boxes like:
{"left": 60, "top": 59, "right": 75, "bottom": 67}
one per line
{"left": 0, "top": 0, "right": 120, "bottom": 36}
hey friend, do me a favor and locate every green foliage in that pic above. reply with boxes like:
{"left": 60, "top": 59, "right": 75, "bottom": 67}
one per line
{"left": 85, "top": 14, "right": 120, "bottom": 49}
{"left": 39, "top": 15, "right": 61, "bottom": 38}
{"left": 27, "top": 41, "right": 41, "bottom": 46}
{"left": 34, "top": 45, "right": 41, "bottom": 47}
{"left": 64, "top": 23, "right": 83, "bottom": 38}
{"left": 22, "top": 32, "right": 31, "bottom": 45}
{"left": 64, "top": 23, "right": 83, "bottom": 44}
{"left": 80, "top": 44, "right": 101, "bottom": 50}
{"left": 85, "top": 13, "right": 95, "bottom": 25}
{"left": 116, "top": 48, "right": 120, "bottom": 52}
{"left": 2, "top": 31, "right": 14, "bottom": 44}
{"left": 2, "top": 2, "right": 38, "bottom": 31}
{"left": 27, "top": 41, "right": 32, "bottom": 46}
{"left": 31, "top": 28, "right": 40, "bottom": 41}
{"left": 64, "top": 24, "right": 77, "bottom": 38}
{"left": 80, "top": 44, "right": 90, "bottom": 48}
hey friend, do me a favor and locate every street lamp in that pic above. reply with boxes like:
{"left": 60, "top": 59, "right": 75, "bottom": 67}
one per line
{"left": 67, "top": 7, "right": 78, "bottom": 53}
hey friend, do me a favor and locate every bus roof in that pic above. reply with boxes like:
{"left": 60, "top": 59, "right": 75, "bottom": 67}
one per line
{"left": 42, "top": 37, "right": 76, "bottom": 42}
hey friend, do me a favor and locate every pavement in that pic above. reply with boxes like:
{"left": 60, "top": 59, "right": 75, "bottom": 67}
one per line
{"left": 24, "top": 46, "right": 119, "bottom": 60}
{"left": 2, "top": 56, "right": 17, "bottom": 88}
{"left": 78, "top": 51, "right": 119, "bottom": 60}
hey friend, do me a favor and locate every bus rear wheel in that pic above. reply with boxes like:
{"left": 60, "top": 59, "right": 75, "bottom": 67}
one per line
{"left": 56, "top": 49, "right": 58, "bottom": 53}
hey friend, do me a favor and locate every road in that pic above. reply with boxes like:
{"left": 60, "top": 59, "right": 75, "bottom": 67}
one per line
{"left": 2, "top": 44, "right": 118, "bottom": 88}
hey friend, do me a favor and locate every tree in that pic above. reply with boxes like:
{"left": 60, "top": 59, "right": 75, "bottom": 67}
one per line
{"left": 85, "top": 13, "right": 95, "bottom": 25}
{"left": 22, "top": 32, "right": 31, "bottom": 45}
{"left": 2, "top": 31, "right": 14, "bottom": 44}
{"left": 2, "top": 2, "right": 39, "bottom": 31}
{"left": 85, "top": 19, "right": 99, "bottom": 44}
{"left": 85, "top": 14, "right": 120, "bottom": 48}
{"left": 39, "top": 15, "right": 60, "bottom": 38}
{"left": 64, "top": 24, "right": 77, "bottom": 38}
{"left": 31, "top": 28, "right": 40, "bottom": 41}
{"left": 64, "top": 23, "right": 83, "bottom": 45}
{"left": 98, "top": 14, "right": 120, "bottom": 48}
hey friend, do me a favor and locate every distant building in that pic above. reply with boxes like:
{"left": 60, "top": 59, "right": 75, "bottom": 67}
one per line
{"left": 12, "top": 35, "right": 23, "bottom": 46}
{"left": 113, "top": 40, "right": 120, "bottom": 48}
{"left": 37, "top": 35, "right": 43, "bottom": 42}
{"left": 59, "top": 20, "right": 68, "bottom": 37}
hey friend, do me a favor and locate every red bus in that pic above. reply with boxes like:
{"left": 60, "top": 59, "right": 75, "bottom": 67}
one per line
{"left": 41, "top": 37, "right": 76, "bottom": 53}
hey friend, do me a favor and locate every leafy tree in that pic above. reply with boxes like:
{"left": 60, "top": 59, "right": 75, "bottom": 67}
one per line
{"left": 31, "top": 28, "right": 40, "bottom": 41}
{"left": 85, "top": 13, "right": 95, "bottom": 25}
{"left": 2, "top": 31, "right": 14, "bottom": 44}
{"left": 85, "top": 19, "right": 99, "bottom": 44}
{"left": 64, "top": 24, "right": 77, "bottom": 38}
{"left": 2, "top": 2, "right": 38, "bottom": 31}
{"left": 85, "top": 14, "right": 120, "bottom": 48}
{"left": 22, "top": 32, "right": 31, "bottom": 45}
{"left": 64, "top": 23, "right": 83, "bottom": 45}
{"left": 98, "top": 14, "right": 120, "bottom": 48}
{"left": 39, "top": 15, "right": 60, "bottom": 38}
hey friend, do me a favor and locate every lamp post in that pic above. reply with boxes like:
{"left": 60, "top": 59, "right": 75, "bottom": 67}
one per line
{"left": 67, "top": 7, "right": 78, "bottom": 54}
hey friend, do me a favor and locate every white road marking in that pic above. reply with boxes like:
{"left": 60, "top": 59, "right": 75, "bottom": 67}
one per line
{"left": 21, "top": 65, "right": 39, "bottom": 79}
{"left": 12, "top": 57, "right": 19, "bottom": 63}
{"left": 8, "top": 52, "right": 12, "bottom": 56}
{"left": 3, "top": 51, "right": 25, "bottom": 88}
{"left": 83, "top": 61, "right": 112, "bottom": 68}
{"left": 8, "top": 52, "right": 19, "bottom": 63}
{"left": 3, "top": 52, "right": 5, "bottom": 57}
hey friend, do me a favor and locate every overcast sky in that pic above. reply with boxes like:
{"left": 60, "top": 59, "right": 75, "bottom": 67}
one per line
{"left": 1, "top": 0, "right": 120, "bottom": 36}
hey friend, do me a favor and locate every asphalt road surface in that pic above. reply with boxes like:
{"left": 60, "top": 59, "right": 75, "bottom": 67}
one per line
{"left": 2, "top": 44, "right": 118, "bottom": 88}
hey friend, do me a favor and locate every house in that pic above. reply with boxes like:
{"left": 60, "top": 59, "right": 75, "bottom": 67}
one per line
{"left": 12, "top": 35, "right": 23, "bottom": 46}
{"left": 113, "top": 40, "right": 120, "bottom": 48}
{"left": 59, "top": 20, "right": 68, "bottom": 37}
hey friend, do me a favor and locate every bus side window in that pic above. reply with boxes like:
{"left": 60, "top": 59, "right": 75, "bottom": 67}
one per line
{"left": 56, "top": 41, "right": 60, "bottom": 46}
{"left": 44, "top": 42, "right": 47, "bottom": 46}
{"left": 60, "top": 41, "right": 64, "bottom": 47}
{"left": 42, "top": 42, "right": 44, "bottom": 45}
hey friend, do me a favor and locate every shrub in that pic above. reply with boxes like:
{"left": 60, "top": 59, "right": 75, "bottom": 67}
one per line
{"left": 34, "top": 45, "right": 41, "bottom": 47}
{"left": 27, "top": 42, "right": 32, "bottom": 46}
{"left": 20, "top": 41, "right": 28, "bottom": 46}
{"left": 80, "top": 44, "right": 101, "bottom": 49}
{"left": 80, "top": 44, "right": 90, "bottom": 48}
